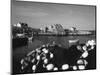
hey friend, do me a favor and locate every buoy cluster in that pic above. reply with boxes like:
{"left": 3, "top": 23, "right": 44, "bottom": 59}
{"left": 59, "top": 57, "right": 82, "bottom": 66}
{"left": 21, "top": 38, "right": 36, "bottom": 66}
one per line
{"left": 20, "top": 40, "right": 96, "bottom": 73}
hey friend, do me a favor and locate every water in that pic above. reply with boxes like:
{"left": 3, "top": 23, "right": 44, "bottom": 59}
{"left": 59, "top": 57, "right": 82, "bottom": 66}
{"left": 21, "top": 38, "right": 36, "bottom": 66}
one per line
{"left": 13, "top": 35, "right": 96, "bottom": 59}
{"left": 34, "top": 35, "right": 95, "bottom": 48}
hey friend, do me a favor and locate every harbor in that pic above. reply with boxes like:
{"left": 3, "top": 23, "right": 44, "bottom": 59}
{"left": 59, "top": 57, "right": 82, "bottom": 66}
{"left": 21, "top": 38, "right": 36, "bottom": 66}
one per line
{"left": 11, "top": 1, "right": 96, "bottom": 74}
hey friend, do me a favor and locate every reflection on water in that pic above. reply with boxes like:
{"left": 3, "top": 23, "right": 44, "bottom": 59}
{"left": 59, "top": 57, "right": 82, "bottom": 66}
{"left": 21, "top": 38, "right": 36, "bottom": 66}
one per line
{"left": 33, "top": 35, "right": 95, "bottom": 48}
{"left": 13, "top": 35, "right": 96, "bottom": 57}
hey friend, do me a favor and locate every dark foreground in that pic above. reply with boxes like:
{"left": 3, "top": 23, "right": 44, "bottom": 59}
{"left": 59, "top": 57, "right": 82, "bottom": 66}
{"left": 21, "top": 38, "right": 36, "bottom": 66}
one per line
{"left": 12, "top": 35, "right": 96, "bottom": 74}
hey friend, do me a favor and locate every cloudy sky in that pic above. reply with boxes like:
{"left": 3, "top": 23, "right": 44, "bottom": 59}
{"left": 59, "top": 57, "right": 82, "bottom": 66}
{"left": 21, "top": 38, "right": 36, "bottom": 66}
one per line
{"left": 11, "top": 0, "right": 96, "bottom": 30}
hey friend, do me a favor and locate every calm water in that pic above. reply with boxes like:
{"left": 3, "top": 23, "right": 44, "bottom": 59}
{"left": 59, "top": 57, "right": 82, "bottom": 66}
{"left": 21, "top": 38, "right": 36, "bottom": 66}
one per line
{"left": 13, "top": 35, "right": 96, "bottom": 57}
{"left": 34, "top": 35, "right": 96, "bottom": 48}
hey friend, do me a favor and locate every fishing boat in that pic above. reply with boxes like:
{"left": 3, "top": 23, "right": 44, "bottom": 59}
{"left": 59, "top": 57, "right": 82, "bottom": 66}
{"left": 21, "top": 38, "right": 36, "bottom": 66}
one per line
{"left": 68, "top": 39, "right": 79, "bottom": 47}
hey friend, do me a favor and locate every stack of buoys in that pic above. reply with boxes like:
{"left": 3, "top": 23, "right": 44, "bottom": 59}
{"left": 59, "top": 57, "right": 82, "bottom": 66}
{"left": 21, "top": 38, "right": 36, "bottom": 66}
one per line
{"left": 85, "top": 40, "right": 96, "bottom": 51}
{"left": 71, "top": 40, "right": 95, "bottom": 71}
{"left": 20, "top": 40, "right": 96, "bottom": 73}
{"left": 77, "top": 59, "right": 88, "bottom": 70}
{"left": 20, "top": 44, "right": 56, "bottom": 73}
{"left": 71, "top": 59, "right": 88, "bottom": 71}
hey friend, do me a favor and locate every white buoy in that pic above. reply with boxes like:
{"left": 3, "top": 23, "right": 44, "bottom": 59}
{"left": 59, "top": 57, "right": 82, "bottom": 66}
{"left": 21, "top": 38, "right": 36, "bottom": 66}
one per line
{"left": 36, "top": 55, "right": 40, "bottom": 60}
{"left": 73, "top": 66, "right": 77, "bottom": 70}
{"left": 81, "top": 51, "right": 88, "bottom": 58}
{"left": 53, "top": 67, "right": 58, "bottom": 71}
{"left": 44, "top": 58, "right": 48, "bottom": 64}
{"left": 42, "top": 48, "right": 49, "bottom": 54}
{"left": 20, "top": 59, "right": 24, "bottom": 64}
{"left": 77, "top": 59, "right": 83, "bottom": 64}
{"left": 61, "top": 64, "right": 69, "bottom": 70}
{"left": 50, "top": 53, "right": 54, "bottom": 58}
{"left": 46, "top": 64, "right": 54, "bottom": 71}
{"left": 91, "top": 46, "right": 94, "bottom": 50}
{"left": 82, "top": 46, "right": 87, "bottom": 51}
{"left": 78, "top": 65, "right": 85, "bottom": 70}
{"left": 32, "top": 65, "right": 36, "bottom": 71}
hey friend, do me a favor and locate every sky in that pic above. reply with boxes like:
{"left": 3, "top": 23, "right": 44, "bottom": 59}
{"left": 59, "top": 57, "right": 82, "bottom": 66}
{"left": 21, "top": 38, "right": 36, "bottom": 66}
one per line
{"left": 11, "top": 0, "right": 96, "bottom": 30}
